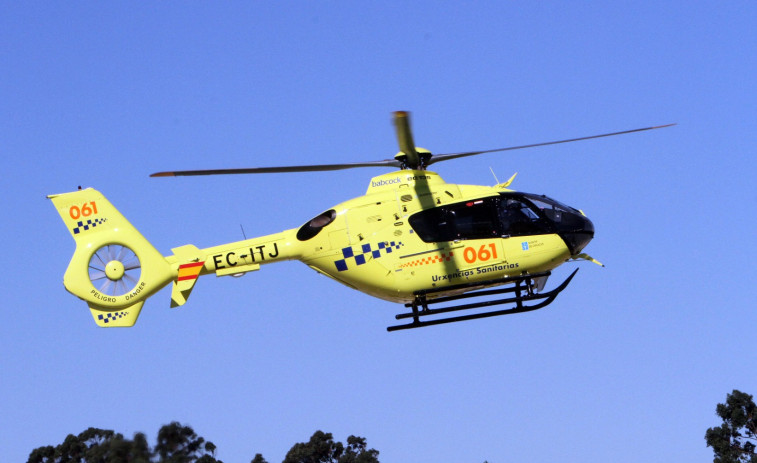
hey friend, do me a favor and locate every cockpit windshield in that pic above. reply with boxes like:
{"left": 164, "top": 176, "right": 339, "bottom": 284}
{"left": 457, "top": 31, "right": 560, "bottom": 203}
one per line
{"left": 518, "top": 193, "right": 580, "bottom": 224}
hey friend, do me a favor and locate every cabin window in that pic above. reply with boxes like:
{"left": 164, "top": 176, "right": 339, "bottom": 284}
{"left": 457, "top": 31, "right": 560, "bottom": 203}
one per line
{"left": 409, "top": 198, "right": 498, "bottom": 242}
{"left": 296, "top": 209, "right": 337, "bottom": 241}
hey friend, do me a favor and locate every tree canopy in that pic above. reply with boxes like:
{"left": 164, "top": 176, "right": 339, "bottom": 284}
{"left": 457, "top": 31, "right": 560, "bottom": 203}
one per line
{"left": 27, "top": 423, "right": 220, "bottom": 463}
{"left": 706, "top": 390, "right": 757, "bottom": 463}
{"left": 27, "top": 425, "right": 379, "bottom": 463}
{"left": 282, "top": 431, "right": 379, "bottom": 463}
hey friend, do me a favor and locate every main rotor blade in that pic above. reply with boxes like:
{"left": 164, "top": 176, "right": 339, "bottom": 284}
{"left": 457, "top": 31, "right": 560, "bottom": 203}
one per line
{"left": 151, "top": 159, "right": 401, "bottom": 177}
{"left": 393, "top": 111, "right": 420, "bottom": 168}
{"left": 426, "top": 123, "right": 676, "bottom": 166}
{"left": 151, "top": 118, "right": 675, "bottom": 178}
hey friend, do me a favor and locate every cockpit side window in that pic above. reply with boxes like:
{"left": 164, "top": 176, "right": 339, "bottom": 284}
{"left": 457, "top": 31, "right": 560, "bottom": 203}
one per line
{"left": 497, "top": 194, "right": 553, "bottom": 237}
{"left": 409, "top": 198, "right": 498, "bottom": 243}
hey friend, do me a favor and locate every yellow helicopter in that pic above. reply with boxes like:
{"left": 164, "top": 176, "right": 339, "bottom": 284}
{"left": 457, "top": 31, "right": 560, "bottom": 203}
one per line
{"left": 48, "top": 112, "right": 671, "bottom": 331}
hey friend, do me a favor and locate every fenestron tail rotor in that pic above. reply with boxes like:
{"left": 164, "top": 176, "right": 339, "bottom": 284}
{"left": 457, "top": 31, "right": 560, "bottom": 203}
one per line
{"left": 150, "top": 112, "right": 674, "bottom": 178}
{"left": 88, "top": 245, "right": 141, "bottom": 297}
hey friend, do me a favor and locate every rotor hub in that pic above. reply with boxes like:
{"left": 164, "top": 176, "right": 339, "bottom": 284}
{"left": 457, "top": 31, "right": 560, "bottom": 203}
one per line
{"left": 394, "top": 147, "right": 433, "bottom": 170}
{"left": 105, "top": 260, "right": 125, "bottom": 281}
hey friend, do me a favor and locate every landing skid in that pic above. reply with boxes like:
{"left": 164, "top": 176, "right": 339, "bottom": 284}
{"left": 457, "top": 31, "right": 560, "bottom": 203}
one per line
{"left": 387, "top": 269, "right": 578, "bottom": 332}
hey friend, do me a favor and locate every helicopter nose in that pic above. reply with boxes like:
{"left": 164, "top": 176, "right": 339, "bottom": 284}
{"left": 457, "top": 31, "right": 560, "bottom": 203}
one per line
{"left": 556, "top": 213, "right": 595, "bottom": 256}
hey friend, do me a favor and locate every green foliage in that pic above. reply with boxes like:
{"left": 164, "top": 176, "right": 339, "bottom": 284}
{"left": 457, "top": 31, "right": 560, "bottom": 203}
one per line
{"left": 27, "top": 427, "right": 151, "bottom": 463}
{"left": 155, "top": 422, "right": 217, "bottom": 463}
{"left": 27, "top": 425, "right": 379, "bottom": 463}
{"left": 706, "top": 390, "right": 757, "bottom": 463}
{"left": 27, "top": 423, "right": 220, "bottom": 463}
{"left": 282, "top": 431, "right": 379, "bottom": 463}
{"left": 341, "top": 435, "right": 380, "bottom": 463}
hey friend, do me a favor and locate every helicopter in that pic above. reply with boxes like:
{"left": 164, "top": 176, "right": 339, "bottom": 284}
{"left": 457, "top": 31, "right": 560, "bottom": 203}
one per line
{"left": 48, "top": 112, "right": 672, "bottom": 331}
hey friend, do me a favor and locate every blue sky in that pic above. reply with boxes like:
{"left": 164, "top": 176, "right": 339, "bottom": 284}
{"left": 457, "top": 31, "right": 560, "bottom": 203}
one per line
{"left": 2, "top": 2, "right": 756, "bottom": 462}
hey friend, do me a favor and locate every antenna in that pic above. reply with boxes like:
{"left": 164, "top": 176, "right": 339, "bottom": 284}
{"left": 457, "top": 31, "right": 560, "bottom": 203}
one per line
{"left": 489, "top": 167, "right": 500, "bottom": 185}
{"left": 240, "top": 224, "right": 248, "bottom": 240}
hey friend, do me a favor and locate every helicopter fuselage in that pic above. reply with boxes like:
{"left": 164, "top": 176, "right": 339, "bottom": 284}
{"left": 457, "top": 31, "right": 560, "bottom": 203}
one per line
{"left": 190, "top": 170, "right": 594, "bottom": 303}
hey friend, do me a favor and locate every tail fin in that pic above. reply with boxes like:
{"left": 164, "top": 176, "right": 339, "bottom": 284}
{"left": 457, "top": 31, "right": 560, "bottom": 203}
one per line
{"left": 48, "top": 188, "right": 174, "bottom": 327}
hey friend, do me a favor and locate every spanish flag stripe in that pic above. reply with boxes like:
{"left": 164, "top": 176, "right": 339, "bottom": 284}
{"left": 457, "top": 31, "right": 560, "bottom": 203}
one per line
{"left": 177, "top": 261, "right": 205, "bottom": 280}
{"left": 179, "top": 262, "right": 204, "bottom": 269}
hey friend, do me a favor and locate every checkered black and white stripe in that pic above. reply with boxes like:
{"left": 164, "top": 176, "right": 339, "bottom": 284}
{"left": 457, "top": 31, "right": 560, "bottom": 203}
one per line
{"left": 334, "top": 241, "right": 403, "bottom": 272}
{"left": 73, "top": 217, "right": 107, "bottom": 234}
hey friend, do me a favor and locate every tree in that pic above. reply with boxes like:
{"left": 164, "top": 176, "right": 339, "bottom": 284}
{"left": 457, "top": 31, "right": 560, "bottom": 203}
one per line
{"left": 27, "top": 423, "right": 220, "bottom": 463}
{"left": 282, "top": 431, "right": 379, "bottom": 463}
{"left": 27, "top": 427, "right": 151, "bottom": 463}
{"left": 340, "top": 435, "right": 380, "bottom": 463}
{"left": 706, "top": 390, "right": 757, "bottom": 463}
{"left": 155, "top": 422, "right": 218, "bottom": 463}
{"left": 27, "top": 425, "right": 379, "bottom": 463}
